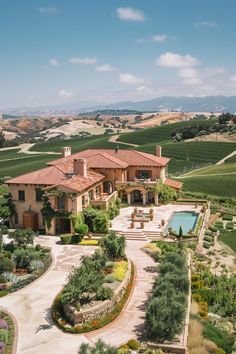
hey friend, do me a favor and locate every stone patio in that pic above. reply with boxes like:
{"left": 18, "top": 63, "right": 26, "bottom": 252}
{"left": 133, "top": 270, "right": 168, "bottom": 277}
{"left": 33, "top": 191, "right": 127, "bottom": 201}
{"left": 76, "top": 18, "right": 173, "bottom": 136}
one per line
{"left": 110, "top": 204, "right": 202, "bottom": 234}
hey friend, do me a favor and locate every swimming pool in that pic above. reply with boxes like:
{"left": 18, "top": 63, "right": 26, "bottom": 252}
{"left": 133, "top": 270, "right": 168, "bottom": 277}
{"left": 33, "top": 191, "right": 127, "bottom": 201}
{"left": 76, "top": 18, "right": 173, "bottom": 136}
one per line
{"left": 165, "top": 211, "right": 199, "bottom": 235}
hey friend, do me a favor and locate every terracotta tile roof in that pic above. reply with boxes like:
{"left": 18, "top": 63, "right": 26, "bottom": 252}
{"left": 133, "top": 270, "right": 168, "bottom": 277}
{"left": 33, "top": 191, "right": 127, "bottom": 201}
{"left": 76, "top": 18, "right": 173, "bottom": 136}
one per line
{"left": 49, "top": 149, "right": 170, "bottom": 168}
{"left": 6, "top": 166, "right": 65, "bottom": 185}
{"left": 164, "top": 178, "right": 183, "bottom": 190}
{"left": 6, "top": 164, "right": 105, "bottom": 193}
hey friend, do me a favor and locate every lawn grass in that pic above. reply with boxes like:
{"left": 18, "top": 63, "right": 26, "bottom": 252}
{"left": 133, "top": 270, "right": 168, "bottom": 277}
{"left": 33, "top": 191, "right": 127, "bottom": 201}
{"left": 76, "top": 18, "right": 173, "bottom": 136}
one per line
{"left": 118, "top": 119, "right": 216, "bottom": 145}
{"left": 225, "top": 154, "right": 236, "bottom": 163}
{"left": 180, "top": 174, "right": 236, "bottom": 198}
{"left": 219, "top": 230, "right": 236, "bottom": 254}
{"left": 0, "top": 154, "right": 59, "bottom": 178}
{"left": 31, "top": 135, "right": 131, "bottom": 153}
{"left": 0, "top": 149, "right": 26, "bottom": 161}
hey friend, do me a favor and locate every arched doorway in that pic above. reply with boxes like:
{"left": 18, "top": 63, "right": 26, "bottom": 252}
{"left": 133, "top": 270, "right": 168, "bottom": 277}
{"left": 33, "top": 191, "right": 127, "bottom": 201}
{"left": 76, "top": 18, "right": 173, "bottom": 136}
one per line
{"left": 132, "top": 190, "right": 143, "bottom": 203}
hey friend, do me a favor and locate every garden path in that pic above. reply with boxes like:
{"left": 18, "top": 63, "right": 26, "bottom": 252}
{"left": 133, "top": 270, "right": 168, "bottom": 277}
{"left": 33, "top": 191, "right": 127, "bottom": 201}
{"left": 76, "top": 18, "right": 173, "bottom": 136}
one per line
{"left": 0, "top": 237, "right": 156, "bottom": 354}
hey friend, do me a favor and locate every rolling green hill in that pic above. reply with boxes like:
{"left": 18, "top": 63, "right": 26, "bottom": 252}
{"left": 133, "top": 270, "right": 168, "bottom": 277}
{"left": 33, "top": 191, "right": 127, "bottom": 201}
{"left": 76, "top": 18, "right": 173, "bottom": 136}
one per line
{"left": 180, "top": 174, "right": 236, "bottom": 198}
{"left": 31, "top": 135, "right": 131, "bottom": 153}
{"left": 118, "top": 119, "right": 215, "bottom": 145}
{"left": 137, "top": 141, "right": 236, "bottom": 175}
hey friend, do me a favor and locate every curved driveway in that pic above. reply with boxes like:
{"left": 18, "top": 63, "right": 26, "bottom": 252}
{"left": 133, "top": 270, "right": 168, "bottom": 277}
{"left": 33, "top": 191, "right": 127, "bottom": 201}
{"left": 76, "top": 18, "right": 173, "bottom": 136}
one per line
{"left": 0, "top": 237, "right": 156, "bottom": 354}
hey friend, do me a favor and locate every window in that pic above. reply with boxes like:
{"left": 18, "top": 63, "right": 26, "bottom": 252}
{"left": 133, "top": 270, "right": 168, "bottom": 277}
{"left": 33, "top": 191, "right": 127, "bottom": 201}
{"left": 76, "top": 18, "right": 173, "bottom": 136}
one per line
{"left": 18, "top": 190, "right": 25, "bottom": 201}
{"left": 96, "top": 186, "right": 100, "bottom": 196}
{"left": 88, "top": 190, "right": 93, "bottom": 200}
{"left": 136, "top": 170, "right": 151, "bottom": 179}
{"left": 14, "top": 213, "right": 18, "bottom": 225}
{"left": 57, "top": 196, "right": 65, "bottom": 210}
{"left": 35, "top": 189, "right": 43, "bottom": 202}
{"left": 82, "top": 196, "right": 85, "bottom": 208}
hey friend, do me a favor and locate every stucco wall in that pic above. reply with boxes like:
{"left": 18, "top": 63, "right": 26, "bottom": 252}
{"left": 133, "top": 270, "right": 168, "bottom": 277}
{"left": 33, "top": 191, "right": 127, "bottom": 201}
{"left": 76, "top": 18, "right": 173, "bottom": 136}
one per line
{"left": 8, "top": 184, "right": 45, "bottom": 228}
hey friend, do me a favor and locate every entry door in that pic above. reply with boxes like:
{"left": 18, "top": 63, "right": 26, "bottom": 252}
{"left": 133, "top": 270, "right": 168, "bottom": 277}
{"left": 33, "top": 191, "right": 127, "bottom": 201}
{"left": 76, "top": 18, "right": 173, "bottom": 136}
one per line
{"left": 133, "top": 190, "right": 142, "bottom": 202}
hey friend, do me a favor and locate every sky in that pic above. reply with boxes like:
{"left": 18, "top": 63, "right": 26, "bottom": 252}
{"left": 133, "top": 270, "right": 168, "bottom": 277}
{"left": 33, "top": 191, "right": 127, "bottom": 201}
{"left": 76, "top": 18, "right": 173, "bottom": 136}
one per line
{"left": 1, "top": 0, "right": 236, "bottom": 108}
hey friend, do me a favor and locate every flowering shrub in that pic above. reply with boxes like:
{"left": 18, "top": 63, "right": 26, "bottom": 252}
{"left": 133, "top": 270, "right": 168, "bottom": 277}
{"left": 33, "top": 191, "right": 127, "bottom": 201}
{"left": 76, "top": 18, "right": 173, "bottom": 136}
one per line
{"left": 0, "top": 342, "right": 5, "bottom": 354}
{"left": 0, "top": 320, "right": 8, "bottom": 330}
{"left": 112, "top": 261, "right": 128, "bottom": 281}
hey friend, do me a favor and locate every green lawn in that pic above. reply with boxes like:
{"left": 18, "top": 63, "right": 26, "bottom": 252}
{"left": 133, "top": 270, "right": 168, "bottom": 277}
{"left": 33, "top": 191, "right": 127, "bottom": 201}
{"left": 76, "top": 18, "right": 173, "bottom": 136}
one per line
{"left": 0, "top": 154, "right": 59, "bottom": 178}
{"left": 180, "top": 174, "right": 236, "bottom": 198}
{"left": 31, "top": 135, "right": 131, "bottom": 153}
{"left": 219, "top": 230, "right": 236, "bottom": 254}
{"left": 118, "top": 119, "right": 216, "bottom": 145}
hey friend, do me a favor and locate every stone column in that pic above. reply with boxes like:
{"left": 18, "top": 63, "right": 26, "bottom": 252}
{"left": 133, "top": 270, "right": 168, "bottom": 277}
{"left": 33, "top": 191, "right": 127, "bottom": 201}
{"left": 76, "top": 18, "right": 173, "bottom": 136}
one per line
{"left": 127, "top": 193, "right": 131, "bottom": 205}
{"left": 143, "top": 192, "right": 147, "bottom": 206}
{"left": 154, "top": 193, "right": 159, "bottom": 206}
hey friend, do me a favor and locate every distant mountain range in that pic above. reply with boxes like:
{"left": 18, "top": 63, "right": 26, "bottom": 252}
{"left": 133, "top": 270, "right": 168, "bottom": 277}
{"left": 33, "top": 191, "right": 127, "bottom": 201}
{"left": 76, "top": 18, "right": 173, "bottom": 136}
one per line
{"left": 1, "top": 96, "right": 236, "bottom": 117}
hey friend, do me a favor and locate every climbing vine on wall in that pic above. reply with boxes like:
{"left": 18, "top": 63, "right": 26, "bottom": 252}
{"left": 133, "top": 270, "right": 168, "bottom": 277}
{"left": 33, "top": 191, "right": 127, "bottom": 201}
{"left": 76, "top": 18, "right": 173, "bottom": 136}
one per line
{"left": 41, "top": 195, "right": 72, "bottom": 229}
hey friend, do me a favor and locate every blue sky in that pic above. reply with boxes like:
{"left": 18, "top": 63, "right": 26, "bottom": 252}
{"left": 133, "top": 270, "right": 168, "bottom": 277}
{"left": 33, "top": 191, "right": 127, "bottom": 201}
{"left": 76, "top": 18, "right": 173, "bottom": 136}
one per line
{"left": 1, "top": 0, "right": 236, "bottom": 108}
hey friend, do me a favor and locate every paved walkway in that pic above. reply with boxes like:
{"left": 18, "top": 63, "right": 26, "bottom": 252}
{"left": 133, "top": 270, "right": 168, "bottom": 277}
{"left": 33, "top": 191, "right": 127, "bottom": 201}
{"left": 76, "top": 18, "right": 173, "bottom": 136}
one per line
{"left": 0, "top": 143, "right": 61, "bottom": 155}
{"left": 1, "top": 237, "right": 156, "bottom": 354}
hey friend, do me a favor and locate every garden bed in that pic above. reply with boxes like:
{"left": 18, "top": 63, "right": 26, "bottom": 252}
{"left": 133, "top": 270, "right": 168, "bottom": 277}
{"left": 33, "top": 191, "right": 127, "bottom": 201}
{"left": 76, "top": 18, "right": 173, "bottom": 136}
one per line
{"left": 0, "top": 311, "right": 15, "bottom": 354}
{"left": 51, "top": 262, "right": 135, "bottom": 334}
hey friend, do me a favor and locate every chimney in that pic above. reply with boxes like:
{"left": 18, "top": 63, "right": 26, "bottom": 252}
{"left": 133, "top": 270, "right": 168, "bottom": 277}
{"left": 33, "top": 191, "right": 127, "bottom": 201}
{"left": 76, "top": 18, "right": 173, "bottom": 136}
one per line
{"left": 73, "top": 158, "right": 87, "bottom": 177}
{"left": 156, "top": 145, "right": 162, "bottom": 157}
{"left": 62, "top": 146, "right": 71, "bottom": 158}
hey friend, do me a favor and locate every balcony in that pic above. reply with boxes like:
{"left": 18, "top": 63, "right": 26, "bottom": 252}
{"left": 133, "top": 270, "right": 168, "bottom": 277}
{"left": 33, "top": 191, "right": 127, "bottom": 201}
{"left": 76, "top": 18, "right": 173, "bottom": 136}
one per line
{"left": 90, "top": 191, "right": 118, "bottom": 209}
{"left": 115, "top": 178, "right": 159, "bottom": 188}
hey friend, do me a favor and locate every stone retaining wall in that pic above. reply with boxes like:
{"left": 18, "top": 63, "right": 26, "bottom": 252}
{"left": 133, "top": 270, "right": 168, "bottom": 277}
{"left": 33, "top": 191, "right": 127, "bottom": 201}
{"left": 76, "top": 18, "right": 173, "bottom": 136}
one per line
{"left": 64, "top": 259, "right": 131, "bottom": 325}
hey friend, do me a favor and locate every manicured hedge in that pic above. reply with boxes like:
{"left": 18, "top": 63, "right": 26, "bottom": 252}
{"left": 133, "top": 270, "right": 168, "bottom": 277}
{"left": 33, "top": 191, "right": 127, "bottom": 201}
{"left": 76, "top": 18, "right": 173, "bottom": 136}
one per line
{"left": 203, "top": 241, "right": 211, "bottom": 249}
{"left": 204, "top": 236, "right": 213, "bottom": 243}
{"left": 222, "top": 214, "right": 233, "bottom": 221}
{"left": 226, "top": 222, "right": 234, "bottom": 230}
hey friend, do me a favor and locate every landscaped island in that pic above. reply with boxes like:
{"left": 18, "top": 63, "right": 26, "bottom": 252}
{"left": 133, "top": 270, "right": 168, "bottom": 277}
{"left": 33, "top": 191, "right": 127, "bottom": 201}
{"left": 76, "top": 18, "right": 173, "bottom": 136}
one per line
{"left": 52, "top": 232, "right": 134, "bottom": 333}
{"left": 0, "top": 228, "right": 52, "bottom": 297}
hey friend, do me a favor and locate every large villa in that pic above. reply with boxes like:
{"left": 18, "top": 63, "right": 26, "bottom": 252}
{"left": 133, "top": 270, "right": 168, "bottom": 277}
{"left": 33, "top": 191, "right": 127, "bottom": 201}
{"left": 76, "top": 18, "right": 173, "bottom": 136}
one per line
{"left": 6, "top": 145, "right": 182, "bottom": 235}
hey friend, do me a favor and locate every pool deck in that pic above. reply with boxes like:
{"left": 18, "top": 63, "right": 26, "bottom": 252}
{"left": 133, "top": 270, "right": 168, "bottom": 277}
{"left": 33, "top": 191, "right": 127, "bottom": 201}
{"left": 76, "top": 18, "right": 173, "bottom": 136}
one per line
{"left": 110, "top": 204, "right": 202, "bottom": 234}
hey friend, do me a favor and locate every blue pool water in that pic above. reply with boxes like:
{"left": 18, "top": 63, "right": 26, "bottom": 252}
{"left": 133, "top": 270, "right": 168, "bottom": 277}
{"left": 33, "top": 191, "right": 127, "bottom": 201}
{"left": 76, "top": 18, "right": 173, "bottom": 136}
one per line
{"left": 166, "top": 211, "right": 199, "bottom": 235}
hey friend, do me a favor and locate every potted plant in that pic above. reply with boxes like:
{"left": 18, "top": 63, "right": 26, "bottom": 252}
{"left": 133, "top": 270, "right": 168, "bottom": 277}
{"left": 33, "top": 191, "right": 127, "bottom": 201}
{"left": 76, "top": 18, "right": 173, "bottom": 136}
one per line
{"left": 130, "top": 221, "right": 135, "bottom": 229}
{"left": 161, "top": 219, "right": 165, "bottom": 226}
{"left": 140, "top": 221, "right": 144, "bottom": 229}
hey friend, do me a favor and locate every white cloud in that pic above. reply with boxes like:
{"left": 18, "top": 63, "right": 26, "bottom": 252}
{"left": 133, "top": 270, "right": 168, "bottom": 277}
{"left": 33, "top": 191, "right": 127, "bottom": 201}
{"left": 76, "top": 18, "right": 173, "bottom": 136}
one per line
{"left": 96, "top": 64, "right": 114, "bottom": 72}
{"left": 59, "top": 90, "right": 74, "bottom": 99}
{"left": 69, "top": 57, "right": 97, "bottom": 64}
{"left": 38, "top": 7, "right": 58, "bottom": 15}
{"left": 230, "top": 75, "right": 236, "bottom": 82}
{"left": 156, "top": 52, "right": 200, "bottom": 68}
{"left": 178, "top": 68, "right": 201, "bottom": 85}
{"left": 49, "top": 59, "right": 59, "bottom": 67}
{"left": 152, "top": 34, "right": 169, "bottom": 43}
{"left": 116, "top": 7, "right": 146, "bottom": 22}
{"left": 119, "top": 73, "right": 146, "bottom": 84}
{"left": 194, "top": 21, "right": 217, "bottom": 28}
{"left": 135, "top": 38, "right": 146, "bottom": 43}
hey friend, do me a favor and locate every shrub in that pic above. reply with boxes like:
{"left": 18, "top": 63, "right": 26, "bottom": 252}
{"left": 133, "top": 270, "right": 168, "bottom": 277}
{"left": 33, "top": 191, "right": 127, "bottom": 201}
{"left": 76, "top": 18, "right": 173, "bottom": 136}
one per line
{"left": 222, "top": 214, "right": 233, "bottom": 221}
{"left": 0, "top": 320, "right": 8, "bottom": 330}
{"left": 0, "top": 275, "right": 6, "bottom": 284}
{"left": 205, "top": 230, "right": 213, "bottom": 236}
{"left": 203, "top": 242, "right": 211, "bottom": 249}
{"left": 204, "top": 236, "right": 213, "bottom": 243}
{"left": 0, "top": 290, "right": 8, "bottom": 297}
{"left": 100, "top": 232, "right": 126, "bottom": 259}
{"left": 115, "top": 197, "right": 121, "bottom": 208}
{"left": 74, "top": 223, "right": 88, "bottom": 239}
{"left": 96, "top": 286, "right": 114, "bottom": 301}
{"left": 0, "top": 329, "right": 8, "bottom": 344}
{"left": 214, "top": 349, "right": 226, "bottom": 354}
{"left": 78, "top": 239, "right": 99, "bottom": 246}
{"left": 0, "top": 257, "right": 14, "bottom": 273}
{"left": 226, "top": 222, "right": 234, "bottom": 230}
{"left": 113, "top": 261, "right": 128, "bottom": 281}
{"left": 0, "top": 342, "right": 5, "bottom": 353}
{"left": 203, "top": 321, "right": 234, "bottom": 354}
{"left": 209, "top": 226, "right": 217, "bottom": 232}
{"left": 9, "top": 228, "right": 34, "bottom": 248}
{"left": 60, "top": 234, "right": 73, "bottom": 244}
{"left": 35, "top": 244, "right": 42, "bottom": 251}
{"left": 94, "top": 212, "right": 109, "bottom": 233}
{"left": 105, "top": 274, "right": 115, "bottom": 283}
{"left": 127, "top": 339, "right": 140, "bottom": 350}
{"left": 29, "top": 260, "right": 45, "bottom": 273}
